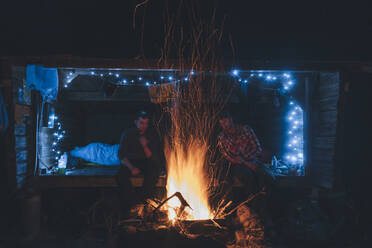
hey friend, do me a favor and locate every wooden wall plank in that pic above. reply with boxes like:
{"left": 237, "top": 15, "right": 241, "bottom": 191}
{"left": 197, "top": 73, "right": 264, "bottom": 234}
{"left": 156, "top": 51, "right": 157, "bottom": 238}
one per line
{"left": 310, "top": 72, "right": 339, "bottom": 188}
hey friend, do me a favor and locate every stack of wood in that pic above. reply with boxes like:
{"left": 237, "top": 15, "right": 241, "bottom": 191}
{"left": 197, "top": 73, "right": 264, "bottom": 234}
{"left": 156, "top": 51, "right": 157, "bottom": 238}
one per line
{"left": 116, "top": 192, "right": 269, "bottom": 247}
{"left": 227, "top": 205, "right": 265, "bottom": 248}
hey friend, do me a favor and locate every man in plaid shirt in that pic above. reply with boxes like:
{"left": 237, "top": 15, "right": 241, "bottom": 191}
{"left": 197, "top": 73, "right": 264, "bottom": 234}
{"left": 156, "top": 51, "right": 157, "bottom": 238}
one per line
{"left": 217, "top": 111, "right": 274, "bottom": 193}
{"left": 218, "top": 122, "right": 262, "bottom": 168}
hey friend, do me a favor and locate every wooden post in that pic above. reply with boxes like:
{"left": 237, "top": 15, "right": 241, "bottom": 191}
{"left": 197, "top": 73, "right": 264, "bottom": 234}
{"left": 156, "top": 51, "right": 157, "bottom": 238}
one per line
{"left": 0, "top": 59, "right": 18, "bottom": 192}
{"left": 304, "top": 75, "right": 312, "bottom": 181}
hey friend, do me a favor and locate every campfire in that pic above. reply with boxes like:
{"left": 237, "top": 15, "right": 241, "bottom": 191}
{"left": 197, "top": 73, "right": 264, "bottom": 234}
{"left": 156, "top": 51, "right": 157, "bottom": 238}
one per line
{"left": 165, "top": 140, "right": 212, "bottom": 222}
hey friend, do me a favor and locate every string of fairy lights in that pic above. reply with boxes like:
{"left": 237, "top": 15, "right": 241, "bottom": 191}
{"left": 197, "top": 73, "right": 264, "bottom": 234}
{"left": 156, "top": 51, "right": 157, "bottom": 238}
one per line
{"left": 231, "top": 69, "right": 296, "bottom": 93}
{"left": 63, "top": 70, "right": 196, "bottom": 88}
{"left": 231, "top": 70, "right": 304, "bottom": 170}
{"left": 47, "top": 112, "right": 66, "bottom": 167}
{"left": 286, "top": 100, "right": 304, "bottom": 167}
{"left": 51, "top": 69, "right": 304, "bottom": 171}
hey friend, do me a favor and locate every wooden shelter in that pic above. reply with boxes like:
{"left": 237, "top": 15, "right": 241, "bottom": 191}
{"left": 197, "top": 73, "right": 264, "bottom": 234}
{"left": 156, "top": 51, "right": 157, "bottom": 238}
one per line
{"left": 1, "top": 55, "right": 371, "bottom": 193}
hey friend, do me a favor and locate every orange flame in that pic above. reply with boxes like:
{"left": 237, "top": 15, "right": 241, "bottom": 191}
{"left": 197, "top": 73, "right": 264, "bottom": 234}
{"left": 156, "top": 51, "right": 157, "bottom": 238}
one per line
{"left": 166, "top": 140, "right": 212, "bottom": 221}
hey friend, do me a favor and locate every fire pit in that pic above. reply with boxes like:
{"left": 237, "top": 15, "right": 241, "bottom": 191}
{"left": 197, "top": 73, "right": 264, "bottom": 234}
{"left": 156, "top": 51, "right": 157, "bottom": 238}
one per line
{"left": 114, "top": 189, "right": 267, "bottom": 248}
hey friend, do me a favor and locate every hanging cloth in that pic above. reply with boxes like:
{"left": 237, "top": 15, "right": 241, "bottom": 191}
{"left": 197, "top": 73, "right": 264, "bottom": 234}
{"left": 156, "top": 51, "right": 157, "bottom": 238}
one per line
{"left": 26, "top": 65, "right": 59, "bottom": 100}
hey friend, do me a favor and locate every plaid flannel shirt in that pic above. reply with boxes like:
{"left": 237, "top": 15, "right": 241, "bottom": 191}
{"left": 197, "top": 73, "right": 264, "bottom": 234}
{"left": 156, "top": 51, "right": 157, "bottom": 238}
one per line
{"left": 217, "top": 125, "right": 262, "bottom": 163}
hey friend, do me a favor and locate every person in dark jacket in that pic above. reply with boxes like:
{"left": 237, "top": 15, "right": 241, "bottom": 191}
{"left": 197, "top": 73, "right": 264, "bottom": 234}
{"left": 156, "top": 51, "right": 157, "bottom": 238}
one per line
{"left": 116, "top": 111, "right": 162, "bottom": 215}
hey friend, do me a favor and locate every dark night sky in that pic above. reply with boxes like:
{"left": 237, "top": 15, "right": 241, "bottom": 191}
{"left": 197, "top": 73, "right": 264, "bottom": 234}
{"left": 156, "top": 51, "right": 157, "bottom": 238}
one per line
{"left": 0, "top": 0, "right": 371, "bottom": 61}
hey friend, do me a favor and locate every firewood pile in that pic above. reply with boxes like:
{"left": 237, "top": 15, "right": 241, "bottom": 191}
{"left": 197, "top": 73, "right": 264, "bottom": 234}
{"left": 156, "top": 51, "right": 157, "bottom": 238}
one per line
{"left": 112, "top": 191, "right": 269, "bottom": 247}
{"left": 228, "top": 205, "right": 265, "bottom": 248}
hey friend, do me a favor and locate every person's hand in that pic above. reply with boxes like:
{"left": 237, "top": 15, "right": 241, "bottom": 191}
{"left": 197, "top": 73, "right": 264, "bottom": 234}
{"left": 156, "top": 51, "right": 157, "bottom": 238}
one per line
{"left": 131, "top": 167, "right": 141, "bottom": 176}
{"left": 139, "top": 136, "right": 149, "bottom": 147}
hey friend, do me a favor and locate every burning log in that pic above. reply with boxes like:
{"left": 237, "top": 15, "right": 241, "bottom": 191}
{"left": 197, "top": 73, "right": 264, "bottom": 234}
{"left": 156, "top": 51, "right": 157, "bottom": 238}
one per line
{"left": 153, "top": 191, "right": 192, "bottom": 219}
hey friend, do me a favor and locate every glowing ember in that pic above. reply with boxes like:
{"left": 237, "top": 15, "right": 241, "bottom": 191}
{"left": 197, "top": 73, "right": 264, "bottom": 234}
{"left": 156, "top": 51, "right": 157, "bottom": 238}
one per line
{"left": 165, "top": 140, "right": 212, "bottom": 221}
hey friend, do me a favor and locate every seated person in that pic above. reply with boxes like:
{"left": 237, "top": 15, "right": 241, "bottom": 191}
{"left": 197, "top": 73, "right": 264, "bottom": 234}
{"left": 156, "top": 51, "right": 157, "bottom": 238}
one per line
{"left": 217, "top": 111, "right": 275, "bottom": 195}
{"left": 116, "top": 111, "right": 163, "bottom": 214}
